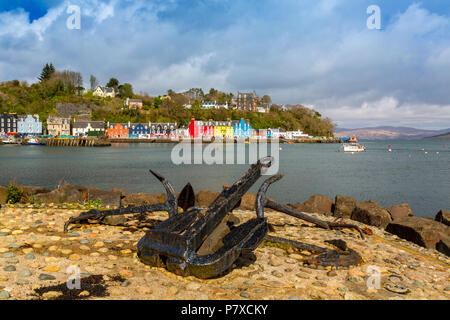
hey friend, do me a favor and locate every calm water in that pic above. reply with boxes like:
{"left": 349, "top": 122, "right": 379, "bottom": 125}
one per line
{"left": 0, "top": 140, "right": 449, "bottom": 217}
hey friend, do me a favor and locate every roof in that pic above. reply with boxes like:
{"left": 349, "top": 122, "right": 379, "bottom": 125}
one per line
{"left": 73, "top": 121, "right": 105, "bottom": 129}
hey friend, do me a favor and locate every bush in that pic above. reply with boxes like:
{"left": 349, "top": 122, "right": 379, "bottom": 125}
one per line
{"left": 7, "top": 181, "right": 23, "bottom": 204}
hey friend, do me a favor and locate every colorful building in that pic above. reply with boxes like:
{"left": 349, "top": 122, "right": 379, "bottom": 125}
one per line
{"left": 17, "top": 115, "right": 42, "bottom": 136}
{"left": 232, "top": 119, "right": 252, "bottom": 138}
{"left": 214, "top": 121, "right": 233, "bottom": 138}
{"left": 129, "top": 123, "right": 150, "bottom": 138}
{"left": 0, "top": 114, "right": 18, "bottom": 135}
{"left": 107, "top": 123, "right": 129, "bottom": 139}
{"left": 47, "top": 117, "right": 71, "bottom": 136}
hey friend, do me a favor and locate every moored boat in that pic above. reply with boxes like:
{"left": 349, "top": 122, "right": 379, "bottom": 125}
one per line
{"left": 342, "top": 136, "right": 365, "bottom": 152}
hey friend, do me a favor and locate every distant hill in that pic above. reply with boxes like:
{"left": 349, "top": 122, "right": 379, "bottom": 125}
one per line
{"left": 422, "top": 132, "right": 450, "bottom": 140}
{"left": 335, "top": 126, "right": 450, "bottom": 140}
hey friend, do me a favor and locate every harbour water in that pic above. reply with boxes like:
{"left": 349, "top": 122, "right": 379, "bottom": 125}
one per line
{"left": 0, "top": 140, "right": 448, "bottom": 218}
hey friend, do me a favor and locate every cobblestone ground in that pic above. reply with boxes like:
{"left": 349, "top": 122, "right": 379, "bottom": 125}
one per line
{"left": 0, "top": 204, "right": 449, "bottom": 300}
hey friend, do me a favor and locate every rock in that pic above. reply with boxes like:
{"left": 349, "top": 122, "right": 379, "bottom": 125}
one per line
{"left": 240, "top": 292, "right": 250, "bottom": 298}
{"left": 103, "top": 215, "right": 126, "bottom": 226}
{"left": 39, "top": 274, "right": 56, "bottom": 280}
{"left": 384, "top": 283, "right": 410, "bottom": 294}
{"left": 137, "top": 287, "right": 152, "bottom": 295}
{"left": 24, "top": 253, "right": 36, "bottom": 260}
{"left": 0, "top": 291, "right": 10, "bottom": 299}
{"left": 327, "top": 270, "right": 337, "bottom": 277}
{"left": 121, "top": 193, "right": 166, "bottom": 207}
{"left": 121, "top": 280, "right": 132, "bottom": 287}
{"left": 436, "top": 238, "right": 450, "bottom": 257}
{"left": 4, "top": 265, "right": 16, "bottom": 272}
{"left": 18, "top": 269, "right": 32, "bottom": 277}
{"left": 347, "top": 275, "right": 364, "bottom": 284}
{"left": 16, "top": 279, "right": 29, "bottom": 285}
{"left": 43, "top": 291, "right": 62, "bottom": 299}
{"left": 333, "top": 195, "right": 357, "bottom": 218}
{"left": 78, "top": 291, "right": 90, "bottom": 297}
{"left": 271, "top": 270, "right": 283, "bottom": 278}
{"left": 119, "top": 269, "right": 134, "bottom": 278}
{"left": 386, "top": 217, "right": 449, "bottom": 249}
{"left": 351, "top": 201, "right": 392, "bottom": 229}
{"left": 303, "top": 194, "right": 333, "bottom": 216}
{"left": 195, "top": 190, "right": 220, "bottom": 207}
{"left": 34, "top": 184, "right": 83, "bottom": 204}
{"left": 75, "top": 186, "right": 122, "bottom": 207}
{"left": 239, "top": 193, "right": 256, "bottom": 210}
{"left": 42, "top": 265, "right": 60, "bottom": 272}
{"left": 386, "top": 204, "right": 414, "bottom": 221}
{"left": 435, "top": 210, "right": 450, "bottom": 227}
{"left": 0, "top": 186, "right": 8, "bottom": 204}
{"left": 69, "top": 254, "right": 81, "bottom": 261}
{"left": 19, "top": 186, "right": 51, "bottom": 203}
{"left": 2, "top": 252, "right": 15, "bottom": 258}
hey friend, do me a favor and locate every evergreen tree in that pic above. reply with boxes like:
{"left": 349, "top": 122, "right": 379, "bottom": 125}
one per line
{"left": 38, "top": 63, "right": 55, "bottom": 82}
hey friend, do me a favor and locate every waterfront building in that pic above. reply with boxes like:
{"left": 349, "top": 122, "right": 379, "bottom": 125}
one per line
{"left": 107, "top": 123, "right": 129, "bottom": 139}
{"left": 0, "top": 114, "right": 18, "bottom": 135}
{"left": 93, "top": 86, "right": 116, "bottom": 98}
{"left": 72, "top": 120, "right": 105, "bottom": 137}
{"left": 150, "top": 122, "right": 177, "bottom": 138}
{"left": 232, "top": 119, "right": 252, "bottom": 138}
{"left": 188, "top": 119, "right": 216, "bottom": 139}
{"left": 214, "top": 120, "right": 233, "bottom": 138}
{"left": 47, "top": 117, "right": 71, "bottom": 136}
{"left": 129, "top": 123, "right": 151, "bottom": 139}
{"left": 267, "top": 128, "right": 283, "bottom": 139}
{"left": 18, "top": 115, "right": 43, "bottom": 136}
{"left": 284, "top": 130, "right": 310, "bottom": 139}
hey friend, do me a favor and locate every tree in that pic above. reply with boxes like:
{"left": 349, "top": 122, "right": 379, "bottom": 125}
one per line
{"left": 38, "top": 63, "right": 55, "bottom": 82}
{"left": 90, "top": 75, "right": 98, "bottom": 91}
{"left": 106, "top": 78, "right": 119, "bottom": 92}
{"left": 261, "top": 95, "right": 272, "bottom": 105}
{"left": 50, "top": 70, "right": 83, "bottom": 94}
{"left": 118, "top": 83, "right": 133, "bottom": 99}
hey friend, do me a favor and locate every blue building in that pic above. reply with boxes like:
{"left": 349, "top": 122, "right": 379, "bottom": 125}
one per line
{"left": 129, "top": 123, "right": 152, "bottom": 139}
{"left": 232, "top": 119, "right": 252, "bottom": 138}
{"left": 17, "top": 115, "right": 42, "bottom": 136}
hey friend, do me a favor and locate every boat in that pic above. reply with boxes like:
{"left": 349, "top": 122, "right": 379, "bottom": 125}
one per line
{"left": 27, "top": 136, "right": 44, "bottom": 145}
{"left": 1, "top": 136, "right": 17, "bottom": 144}
{"left": 342, "top": 136, "right": 365, "bottom": 152}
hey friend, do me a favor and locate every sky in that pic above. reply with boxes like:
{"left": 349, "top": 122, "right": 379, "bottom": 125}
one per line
{"left": 1, "top": 1, "right": 450, "bottom": 129}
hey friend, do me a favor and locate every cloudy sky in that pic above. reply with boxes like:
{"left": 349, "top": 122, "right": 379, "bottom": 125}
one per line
{"left": 1, "top": 0, "right": 450, "bottom": 129}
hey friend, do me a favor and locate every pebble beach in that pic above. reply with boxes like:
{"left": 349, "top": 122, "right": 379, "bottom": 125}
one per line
{"left": 0, "top": 203, "right": 448, "bottom": 300}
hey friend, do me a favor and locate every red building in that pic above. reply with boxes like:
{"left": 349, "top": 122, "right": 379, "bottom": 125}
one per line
{"left": 188, "top": 119, "right": 215, "bottom": 138}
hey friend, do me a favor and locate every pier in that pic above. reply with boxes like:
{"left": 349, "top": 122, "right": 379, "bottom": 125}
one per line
{"left": 44, "top": 138, "right": 111, "bottom": 147}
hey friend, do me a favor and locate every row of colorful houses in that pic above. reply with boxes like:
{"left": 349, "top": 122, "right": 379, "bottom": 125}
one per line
{"left": 1, "top": 113, "right": 312, "bottom": 140}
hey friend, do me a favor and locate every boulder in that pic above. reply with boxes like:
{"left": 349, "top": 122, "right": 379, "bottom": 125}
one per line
{"left": 303, "top": 194, "right": 333, "bottom": 216}
{"left": 239, "top": 193, "right": 256, "bottom": 210}
{"left": 196, "top": 190, "right": 220, "bottom": 207}
{"left": 75, "top": 186, "right": 122, "bottom": 207}
{"left": 386, "top": 217, "right": 450, "bottom": 249}
{"left": 435, "top": 210, "right": 450, "bottom": 227}
{"left": 0, "top": 186, "right": 8, "bottom": 204}
{"left": 121, "top": 193, "right": 166, "bottom": 207}
{"left": 436, "top": 238, "right": 450, "bottom": 257}
{"left": 33, "top": 184, "right": 83, "bottom": 204}
{"left": 333, "top": 195, "right": 357, "bottom": 218}
{"left": 19, "top": 186, "right": 51, "bottom": 203}
{"left": 351, "top": 201, "right": 392, "bottom": 229}
{"left": 386, "top": 204, "right": 414, "bottom": 221}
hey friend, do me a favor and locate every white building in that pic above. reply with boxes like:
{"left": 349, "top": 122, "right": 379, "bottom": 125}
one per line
{"left": 72, "top": 121, "right": 105, "bottom": 137}
{"left": 93, "top": 86, "right": 116, "bottom": 98}
{"left": 283, "top": 130, "right": 310, "bottom": 139}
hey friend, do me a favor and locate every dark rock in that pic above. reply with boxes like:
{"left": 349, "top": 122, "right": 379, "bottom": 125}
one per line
{"left": 351, "top": 201, "right": 392, "bottom": 229}
{"left": 386, "top": 204, "right": 414, "bottom": 221}
{"left": 436, "top": 238, "right": 450, "bottom": 257}
{"left": 386, "top": 217, "right": 449, "bottom": 249}
{"left": 0, "top": 186, "right": 8, "bottom": 204}
{"left": 19, "top": 186, "right": 51, "bottom": 203}
{"left": 435, "top": 210, "right": 450, "bottom": 227}
{"left": 103, "top": 215, "right": 126, "bottom": 226}
{"left": 333, "top": 195, "right": 357, "bottom": 218}
{"left": 195, "top": 190, "right": 220, "bottom": 207}
{"left": 303, "top": 194, "right": 333, "bottom": 216}
{"left": 33, "top": 184, "right": 83, "bottom": 204}
{"left": 39, "top": 274, "right": 56, "bottom": 280}
{"left": 121, "top": 193, "right": 166, "bottom": 207}
{"left": 75, "top": 186, "right": 122, "bottom": 207}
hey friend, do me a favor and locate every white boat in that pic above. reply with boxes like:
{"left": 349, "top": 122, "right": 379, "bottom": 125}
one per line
{"left": 342, "top": 136, "right": 365, "bottom": 152}
{"left": 28, "top": 136, "right": 43, "bottom": 145}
